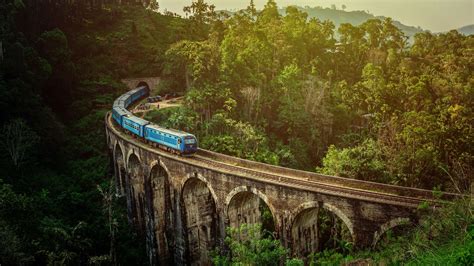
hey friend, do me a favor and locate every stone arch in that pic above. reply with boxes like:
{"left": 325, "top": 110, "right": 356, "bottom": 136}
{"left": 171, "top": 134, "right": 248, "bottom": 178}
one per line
{"left": 114, "top": 142, "right": 126, "bottom": 194}
{"left": 225, "top": 186, "right": 277, "bottom": 233}
{"left": 322, "top": 203, "right": 354, "bottom": 237}
{"left": 146, "top": 161, "right": 173, "bottom": 265}
{"left": 181, "top": 175, "right": 218, "bottom": 265}
{"left": 113, "top": 141, "right": 125, "bottom": 164}
{"left": 181, "top": 173, "right": 218, "bottom": 208}
{"left": 290, "top": 202, "right": 355, "bottom": 258}
{"left": 127, "top": 153, "right": 146, "bottom": 233}
{"left": 372, "top": 217, "right": 411, "bottom": 248}
{"left": 126, "top": 149, "right": 141, "bottom": 170}
{"left": 136, "top": 81, "right": 150, "bottom": 94}
{"left": 136, "top": 81, "right": 150, "bottom": 89}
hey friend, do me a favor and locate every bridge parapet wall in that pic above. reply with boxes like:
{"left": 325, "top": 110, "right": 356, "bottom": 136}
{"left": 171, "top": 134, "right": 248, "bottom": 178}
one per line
{"left": 197, "top": 149, "right": 458, "bottom": 200}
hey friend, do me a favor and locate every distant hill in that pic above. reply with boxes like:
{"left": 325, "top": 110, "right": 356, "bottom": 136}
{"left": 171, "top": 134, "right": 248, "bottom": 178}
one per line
{"left": 456, "top": 24, "right": 474, "bottom": 35}
{"left": 279, "top": 6, "right": 424, "bottom": 39}
{"left": 219, "top": 6, "right": 474, "bottom": 40}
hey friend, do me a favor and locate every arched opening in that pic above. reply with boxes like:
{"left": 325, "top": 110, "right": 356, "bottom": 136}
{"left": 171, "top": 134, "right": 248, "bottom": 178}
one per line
{"left": 114, "top": 143, "right": 126, "bottom": 195}
{"left": 227, "top": 190, "right": 276, "bottom": 236}
{"left": 136, "top": 81, "right": 150, "bottom": 94}
{"left": 291, "top": 203, "right": 353, "bottom": 259}
{"left": 181, "top": 177, "right": 217, "bottom": 265}
{"left": 148, "top": 164, "right": 172, "bottom": 264}
{"left": 128, "top": 153, "right": 146, "bottom": 233}
{"left": 373, "top": 218, "right": 412, "bottom": 249}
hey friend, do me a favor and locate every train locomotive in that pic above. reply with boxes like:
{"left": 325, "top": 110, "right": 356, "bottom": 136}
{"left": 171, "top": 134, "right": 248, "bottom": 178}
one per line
{"left": 112, "top": 86, "right": 198, "bottom": 155}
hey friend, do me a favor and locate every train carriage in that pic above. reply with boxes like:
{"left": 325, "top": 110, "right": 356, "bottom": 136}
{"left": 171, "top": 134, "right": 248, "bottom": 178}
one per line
{"left": 112, "top": 107, "right": 128, "bottom": 126}
{"left": 112, "top": 84, "right": 198, "bottom": 155}
{"left": 123, "top": 94, "right": 132, "bottom": 108}
{"left": 144, "top": 124, "right": 198, "bottom": 155}
{"left": 122, "top": 115, "right": 149, "bottom": 137}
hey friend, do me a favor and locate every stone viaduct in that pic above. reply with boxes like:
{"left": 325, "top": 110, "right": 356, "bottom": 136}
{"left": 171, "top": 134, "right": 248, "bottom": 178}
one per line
{"left": 105, "top": 80, "right": 458, "bottom": 265}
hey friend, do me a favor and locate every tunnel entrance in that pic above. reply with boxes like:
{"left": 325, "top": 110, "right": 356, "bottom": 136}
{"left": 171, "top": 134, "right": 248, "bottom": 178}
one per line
{"left": 136, "top": 81, "right": 150, "bottom": 94}
{"left": 181, "top": 177, "right": 217, "bottom": 265}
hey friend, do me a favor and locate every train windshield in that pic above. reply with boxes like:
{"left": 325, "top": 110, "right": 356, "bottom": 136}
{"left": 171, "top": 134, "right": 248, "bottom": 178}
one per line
{"left": 184, "top": 138, "right": 196, "bottom": 144}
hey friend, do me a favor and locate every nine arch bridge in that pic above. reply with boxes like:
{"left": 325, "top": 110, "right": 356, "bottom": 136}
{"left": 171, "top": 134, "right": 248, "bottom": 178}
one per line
{"left": 105, "top": 81, "right": 457, "bottom": 265}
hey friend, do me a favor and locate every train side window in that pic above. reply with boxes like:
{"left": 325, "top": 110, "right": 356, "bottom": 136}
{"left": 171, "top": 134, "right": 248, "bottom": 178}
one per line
{"left": 178, "top": 138, "right": 182, "bottom": 144}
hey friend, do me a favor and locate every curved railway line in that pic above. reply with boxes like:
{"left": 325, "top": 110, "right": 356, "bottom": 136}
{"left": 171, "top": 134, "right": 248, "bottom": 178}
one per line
{"left": 106, "top": 112, "right": 460, "bottom": 209}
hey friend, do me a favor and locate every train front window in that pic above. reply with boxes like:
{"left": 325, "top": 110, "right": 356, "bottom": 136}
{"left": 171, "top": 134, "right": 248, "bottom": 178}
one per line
{"left": 184, "top": 138, "right": 196, "bottom": 144}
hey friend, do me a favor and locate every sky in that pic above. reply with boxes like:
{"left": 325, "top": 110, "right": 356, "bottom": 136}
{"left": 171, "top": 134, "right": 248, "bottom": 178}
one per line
{"left": 158, "top": 0, "right": 474, "bottom": 32}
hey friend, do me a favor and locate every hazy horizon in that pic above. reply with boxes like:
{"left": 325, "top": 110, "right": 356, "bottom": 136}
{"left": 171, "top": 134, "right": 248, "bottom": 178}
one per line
{"left": 158, "top": 0, "right": 474, "bottom": 32}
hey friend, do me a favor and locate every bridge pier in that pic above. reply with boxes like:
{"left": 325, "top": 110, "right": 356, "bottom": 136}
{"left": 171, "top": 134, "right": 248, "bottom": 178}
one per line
{"left": 352, "top": 222, "right": 380, "bottom": 250}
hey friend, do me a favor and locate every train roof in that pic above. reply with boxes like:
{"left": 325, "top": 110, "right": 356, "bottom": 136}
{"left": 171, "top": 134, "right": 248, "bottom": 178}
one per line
{"left": 129, "top": 87, "right": 144, "bottom": 94}
{"left": 145, "top": 123, "right": 193, "bottom": 138}
{"left": 116, "top": 87, "right": 146, "bottom": 104}
{"left": 123, "top": 114, "right": 149, "bottom": 126}
{"left": 116, "top": 94, "right": 130, "bottom": 102}
{"left": 113, "top": 99, "right": 125, "bottom": 107}
{"left": 113, "top": 106, "right": 129, "bottom": 116}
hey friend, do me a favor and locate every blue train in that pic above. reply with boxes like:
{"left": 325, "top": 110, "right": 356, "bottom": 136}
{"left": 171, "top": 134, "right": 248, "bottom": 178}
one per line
{"left": 112, "top": 86, "right": 198, "bottom": 155}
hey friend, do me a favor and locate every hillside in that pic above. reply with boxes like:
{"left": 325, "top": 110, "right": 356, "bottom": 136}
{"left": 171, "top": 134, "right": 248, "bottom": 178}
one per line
{"left": 279, "top": 6, "right": 424, "bottom": 38}
{"left": 0, "top": 3, "right": 190, "bottom": 264}
{"left": 220, "top": 6, "right": 424, "bottom": 39}
{"left": 457, "top": 24, "right": 474, "bottom": 35}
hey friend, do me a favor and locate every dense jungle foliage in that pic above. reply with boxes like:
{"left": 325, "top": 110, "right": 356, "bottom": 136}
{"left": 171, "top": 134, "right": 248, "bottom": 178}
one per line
{"left": 0, "top": 1, "right": 179, "bottom": 264}
{"left": 157, "top": 0, "right": 472, "bottom": 194}
{"left": 0, "top": 0, "right": 472, "bottom": 265}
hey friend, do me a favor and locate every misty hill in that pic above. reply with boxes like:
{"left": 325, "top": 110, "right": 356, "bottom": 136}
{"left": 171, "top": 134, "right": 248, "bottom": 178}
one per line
{"left": 279, "top": 6, "right": 424, "bottom": 38}
{"left": 456, "top": 24, "right": 474, "bottom": 35}
{"left": 219, "top": 5, "right": 425, "bottom": 39}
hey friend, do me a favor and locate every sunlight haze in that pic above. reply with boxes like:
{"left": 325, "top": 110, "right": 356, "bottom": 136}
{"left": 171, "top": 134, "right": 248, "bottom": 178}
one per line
{"left": 159, "top": 0, "right": 474, "bottom": 32}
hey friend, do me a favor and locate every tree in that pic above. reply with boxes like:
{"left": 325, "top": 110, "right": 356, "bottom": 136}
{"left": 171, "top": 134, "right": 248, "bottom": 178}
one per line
{"left": 36, "top": 28, "right": 77, "bottom": 114}
{"left": 0, "top": 119, "right": 39, "bottom": 168}
{"left": 318, "top": 139, "right": 388, "bottom": 183}
{"left": 148, "top": 0, "right": 159, "bottom": 12}
{"left": 246, "top": 0, "right": 257, "bottom": 18}
{"left": 183, "top": 0, "right": 217, "bottom": 38}
{"left": 97, "top": 179, "right": 118, "bottom": 265}
{"left": 212, "top": 223, "right": 287, "bottom": 266}
{"left": 163, "top": 39, "right": 219, "bottom": 90}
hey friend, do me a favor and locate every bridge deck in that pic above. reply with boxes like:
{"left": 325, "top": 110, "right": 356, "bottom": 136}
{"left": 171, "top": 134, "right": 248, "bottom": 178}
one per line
{"left": 106, "top": 113, "right": 460, "bottom": 208}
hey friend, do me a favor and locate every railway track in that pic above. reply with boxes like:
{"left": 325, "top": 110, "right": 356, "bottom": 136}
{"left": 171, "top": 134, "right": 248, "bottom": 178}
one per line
{"left": 190, "top": 154, "right": 436, "bottom": 208}
{"left": 107, "top": 113, "right": 461, "bottom": 208}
